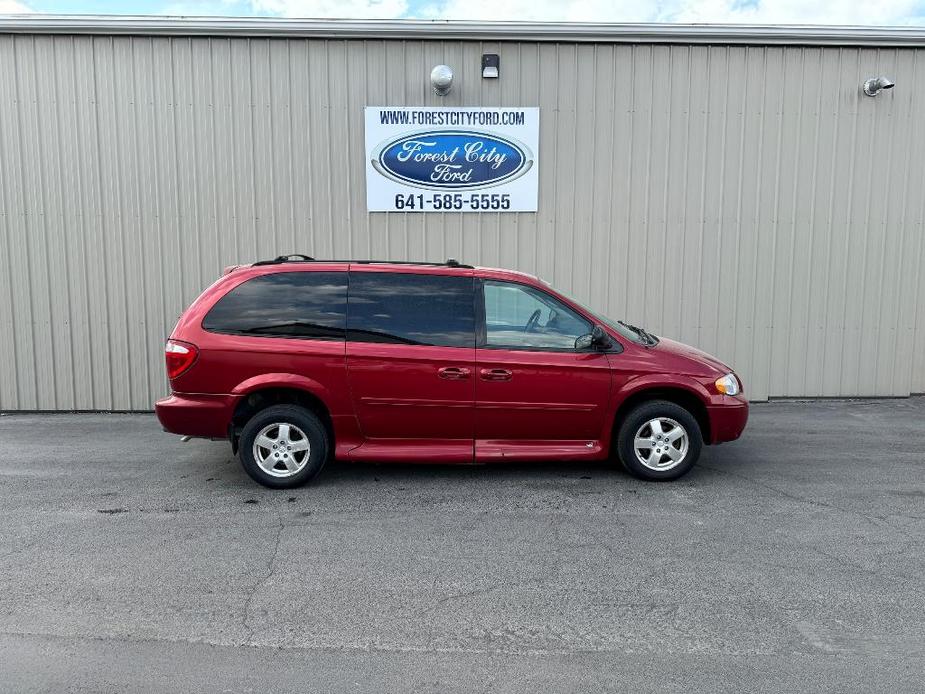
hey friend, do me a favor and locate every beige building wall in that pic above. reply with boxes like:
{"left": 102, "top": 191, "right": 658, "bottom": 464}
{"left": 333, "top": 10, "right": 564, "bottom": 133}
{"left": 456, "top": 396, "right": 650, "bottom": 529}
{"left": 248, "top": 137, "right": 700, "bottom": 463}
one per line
{"left": 1, "top": 21, "right": 924, "bottom": 408}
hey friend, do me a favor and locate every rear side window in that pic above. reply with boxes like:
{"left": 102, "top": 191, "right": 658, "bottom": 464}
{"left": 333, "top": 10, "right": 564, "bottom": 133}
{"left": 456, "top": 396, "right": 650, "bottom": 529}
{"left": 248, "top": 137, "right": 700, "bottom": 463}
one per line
{"left": 203, "top": 271, "right": 347, "bottom": 340}
{"left": 347, "top": 272, "right": 474, "bottom": 347}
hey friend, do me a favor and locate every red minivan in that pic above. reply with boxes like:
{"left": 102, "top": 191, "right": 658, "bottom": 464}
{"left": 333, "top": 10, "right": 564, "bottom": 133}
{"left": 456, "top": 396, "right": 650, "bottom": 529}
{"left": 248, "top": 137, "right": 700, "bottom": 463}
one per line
{"left": 155, "top": 256, "right": 747, "bottom": 488}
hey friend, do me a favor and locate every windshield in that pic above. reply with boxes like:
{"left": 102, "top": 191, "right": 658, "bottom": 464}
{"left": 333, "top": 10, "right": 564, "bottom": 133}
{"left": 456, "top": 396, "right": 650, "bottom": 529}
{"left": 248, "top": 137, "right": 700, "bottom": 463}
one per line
{"left": 540, "top": 280, "right": 657, "bottom": 346}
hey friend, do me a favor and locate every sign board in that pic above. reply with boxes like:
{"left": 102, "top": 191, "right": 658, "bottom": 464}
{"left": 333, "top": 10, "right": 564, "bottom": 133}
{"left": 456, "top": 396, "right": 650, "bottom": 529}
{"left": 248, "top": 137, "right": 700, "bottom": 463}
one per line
{"left": 365, "top": 107, "right": 539, "bottom": 212}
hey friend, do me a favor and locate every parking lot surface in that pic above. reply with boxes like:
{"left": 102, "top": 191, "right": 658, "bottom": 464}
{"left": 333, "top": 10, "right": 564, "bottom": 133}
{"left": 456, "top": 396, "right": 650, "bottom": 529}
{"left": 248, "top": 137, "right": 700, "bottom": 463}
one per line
{"left": 1, "top": 398, "right": 924, "bottom": 693}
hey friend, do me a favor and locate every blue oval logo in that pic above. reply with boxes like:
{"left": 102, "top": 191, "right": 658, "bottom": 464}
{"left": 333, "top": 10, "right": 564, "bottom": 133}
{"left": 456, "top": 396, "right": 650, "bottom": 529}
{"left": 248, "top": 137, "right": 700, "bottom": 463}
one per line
{"left": 374, "top": 130, "right": 531, "bottom": 190}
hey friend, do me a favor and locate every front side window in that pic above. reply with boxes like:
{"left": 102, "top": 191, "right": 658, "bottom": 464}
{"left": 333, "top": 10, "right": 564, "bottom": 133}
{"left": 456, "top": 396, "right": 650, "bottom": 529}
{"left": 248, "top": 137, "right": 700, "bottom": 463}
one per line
{"left": 482, "top": 280, "right": 591, "bottom": 350}
{"left": 202, "top": 271, "right": 347, "bottom": 339}
{"left": 347, "top": 272, "right": 474, "bottom": 347}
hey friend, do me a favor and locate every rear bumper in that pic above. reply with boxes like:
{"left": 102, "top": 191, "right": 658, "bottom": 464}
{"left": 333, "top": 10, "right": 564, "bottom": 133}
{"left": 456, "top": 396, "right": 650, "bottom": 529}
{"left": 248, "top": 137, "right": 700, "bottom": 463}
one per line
{"left": 155, "top": 393, "right": 236, "bottom": 438}
{"left": 706, "top": 397, "right": 749, "bottom": 444}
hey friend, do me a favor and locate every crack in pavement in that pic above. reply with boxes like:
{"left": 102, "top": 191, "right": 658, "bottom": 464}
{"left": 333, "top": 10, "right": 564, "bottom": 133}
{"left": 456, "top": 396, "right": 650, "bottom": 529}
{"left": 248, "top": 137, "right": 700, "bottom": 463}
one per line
{"left": 241, "top": 511, "right": 285, "bottom": 645}
{"left": 698, "top": 464, "right": 897, "bottom": 529}
{"left": 810, "top": 546, "right": 915, "bottom": 586}
{"left": 413, "top": 584, "right": 501, "bottom": 622}
{"left": 435, "top": 584, "right": 500, "bottom": 607}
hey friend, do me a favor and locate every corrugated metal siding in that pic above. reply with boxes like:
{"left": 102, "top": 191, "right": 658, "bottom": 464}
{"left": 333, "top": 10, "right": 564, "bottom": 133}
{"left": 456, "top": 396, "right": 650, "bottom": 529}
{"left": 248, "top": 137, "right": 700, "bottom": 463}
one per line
{"left": 0, "top": 34, "right": 923, "bottom": 409}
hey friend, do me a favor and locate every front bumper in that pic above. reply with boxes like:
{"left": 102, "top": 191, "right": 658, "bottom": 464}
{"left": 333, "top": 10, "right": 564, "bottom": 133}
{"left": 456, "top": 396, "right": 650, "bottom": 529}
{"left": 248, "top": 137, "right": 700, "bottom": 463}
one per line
{"left": 155, "top": 393, "right": 237, "bottom": 438}
{"left": 706, "top": 396, "right": 749, "bottom": 444}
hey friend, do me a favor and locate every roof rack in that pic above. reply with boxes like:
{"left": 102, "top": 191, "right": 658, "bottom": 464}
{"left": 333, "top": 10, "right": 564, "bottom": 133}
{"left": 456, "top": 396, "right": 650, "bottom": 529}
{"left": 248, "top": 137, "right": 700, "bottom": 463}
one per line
{"left": 353, "top": 258, "right": 472, "bottom": 269}
{"left": 251, "top": 256, "right": 473, "bottom": 269}
{"left": 252, "top": 254, "right": 315, "bottom": 266}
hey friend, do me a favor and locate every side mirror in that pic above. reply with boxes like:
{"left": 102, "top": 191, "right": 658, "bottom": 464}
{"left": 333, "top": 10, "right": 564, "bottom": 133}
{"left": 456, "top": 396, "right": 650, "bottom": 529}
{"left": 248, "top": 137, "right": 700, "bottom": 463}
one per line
{"left": 576, "top": 324, "right": 612, "bottom": 350}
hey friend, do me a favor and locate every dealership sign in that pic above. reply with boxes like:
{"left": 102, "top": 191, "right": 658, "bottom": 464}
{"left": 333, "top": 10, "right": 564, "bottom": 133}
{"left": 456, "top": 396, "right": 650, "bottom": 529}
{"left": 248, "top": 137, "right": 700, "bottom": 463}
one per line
{"left": 365, "top": 107, "right": 539, "bottom": 212}
{"left": 375, "top": 131, "right": 530, "bottom": 189}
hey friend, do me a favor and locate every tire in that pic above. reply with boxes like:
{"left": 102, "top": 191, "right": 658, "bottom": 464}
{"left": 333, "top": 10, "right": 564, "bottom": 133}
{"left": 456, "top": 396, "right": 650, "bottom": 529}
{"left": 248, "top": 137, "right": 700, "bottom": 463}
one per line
{"left": 238, "top": 404, "right": 330, "bottom": 489}
{"left": 615, "top": 400, "right": 703, "bottom": 481}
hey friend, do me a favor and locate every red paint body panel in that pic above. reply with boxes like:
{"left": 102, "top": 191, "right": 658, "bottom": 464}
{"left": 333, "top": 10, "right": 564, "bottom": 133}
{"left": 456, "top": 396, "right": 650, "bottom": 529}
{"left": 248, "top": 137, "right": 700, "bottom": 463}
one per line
{"left": 154, "top": 261, "right": 749, "bottom": 461}
{"left": 346, "top": 440, "right": 473, "bottom": 463}
{"left": 346, "top": 341, "right": 475, "bottom": 440}
{"left": 707, "top": 397, "right": 750, "bottom": 444}
{"left": 474, "top": 350, "right": 611, "bottom": 461}
{"left": 155, "top": 393, "right": 235, "bottom": 437}
{"left": 477, "top": 440, "right": 607, "bottom": 462}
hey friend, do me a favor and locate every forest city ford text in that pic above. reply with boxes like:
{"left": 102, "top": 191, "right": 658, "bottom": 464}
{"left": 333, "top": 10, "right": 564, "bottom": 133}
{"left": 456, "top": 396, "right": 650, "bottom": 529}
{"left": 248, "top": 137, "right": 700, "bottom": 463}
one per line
{"left": 378, "top": 109, "right": 527, "bottom": 126}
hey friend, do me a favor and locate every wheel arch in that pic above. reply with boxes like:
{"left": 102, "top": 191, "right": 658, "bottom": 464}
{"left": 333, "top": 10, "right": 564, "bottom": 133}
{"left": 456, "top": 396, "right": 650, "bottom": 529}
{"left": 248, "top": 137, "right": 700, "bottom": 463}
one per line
{"left": 611, "top": 383, "right": 711, "bottom": 446}
{"left": 229, "top": 381, "right": 334, "bottom": 452}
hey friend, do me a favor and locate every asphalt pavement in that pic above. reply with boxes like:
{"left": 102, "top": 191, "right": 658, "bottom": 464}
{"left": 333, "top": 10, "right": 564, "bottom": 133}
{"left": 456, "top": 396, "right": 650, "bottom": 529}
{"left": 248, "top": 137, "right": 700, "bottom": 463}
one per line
{"left": 1, "top": 398, "right": 923, "bottom": 693}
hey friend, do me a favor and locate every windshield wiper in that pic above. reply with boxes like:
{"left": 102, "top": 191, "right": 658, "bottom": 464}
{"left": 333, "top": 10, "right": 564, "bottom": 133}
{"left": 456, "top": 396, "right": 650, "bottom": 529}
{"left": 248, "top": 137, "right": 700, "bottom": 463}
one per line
{"left": 619, "top": 320, "right": 658, "bottom": 346}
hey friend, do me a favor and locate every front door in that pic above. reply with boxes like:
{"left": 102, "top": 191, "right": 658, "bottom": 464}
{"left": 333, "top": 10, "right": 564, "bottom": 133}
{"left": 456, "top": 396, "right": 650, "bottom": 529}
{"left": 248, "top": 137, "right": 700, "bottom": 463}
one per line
{"left": 346, "top": 268, "right": 476, "bottom": 462}
{"left": 475, "top": 279, "right": 612, "bottom": 461}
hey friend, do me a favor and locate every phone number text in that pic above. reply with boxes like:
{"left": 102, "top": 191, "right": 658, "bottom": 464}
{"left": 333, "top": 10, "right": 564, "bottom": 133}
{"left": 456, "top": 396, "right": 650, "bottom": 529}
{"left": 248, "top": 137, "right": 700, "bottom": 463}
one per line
{"left": 393, "top": 193, "right": 512, "bottom": 211}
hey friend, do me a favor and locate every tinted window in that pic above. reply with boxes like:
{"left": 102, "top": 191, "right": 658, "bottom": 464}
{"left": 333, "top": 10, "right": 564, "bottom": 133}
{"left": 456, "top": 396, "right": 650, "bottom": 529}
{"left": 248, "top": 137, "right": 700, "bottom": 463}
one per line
{"left": 348, "top": 273, "right": 474, "bottom": 347}
{"left": 482, "top": 281, "right": 590, "bottom": 350}
{"left": 203, "top": 272, "right": 347, "bottom": 339}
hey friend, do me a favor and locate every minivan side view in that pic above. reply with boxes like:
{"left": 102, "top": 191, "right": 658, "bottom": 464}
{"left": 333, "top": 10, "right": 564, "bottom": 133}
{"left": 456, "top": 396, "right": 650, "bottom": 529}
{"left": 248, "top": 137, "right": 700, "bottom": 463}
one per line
{"left": 156, "top": 257, "right": 748, "bottom": 488}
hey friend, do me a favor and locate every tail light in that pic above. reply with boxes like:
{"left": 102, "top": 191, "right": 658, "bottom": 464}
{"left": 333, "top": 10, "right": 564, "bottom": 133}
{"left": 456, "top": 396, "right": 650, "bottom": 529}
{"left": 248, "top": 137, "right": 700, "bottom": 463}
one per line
{"left": 165, "top": 340, "right": 199, "bottom": 379}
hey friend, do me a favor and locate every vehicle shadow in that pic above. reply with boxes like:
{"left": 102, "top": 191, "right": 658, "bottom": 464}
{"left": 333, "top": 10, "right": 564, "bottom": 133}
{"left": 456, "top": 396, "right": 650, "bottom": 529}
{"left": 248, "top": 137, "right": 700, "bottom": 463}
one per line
{"left": 185, "top": 437, "right": 748, "bottom": 493}
{"left": 318, "top": 457, "right": 625, "bottom": 485}
{"left": 309, "top": 442, "right": 750, "bottom": 487}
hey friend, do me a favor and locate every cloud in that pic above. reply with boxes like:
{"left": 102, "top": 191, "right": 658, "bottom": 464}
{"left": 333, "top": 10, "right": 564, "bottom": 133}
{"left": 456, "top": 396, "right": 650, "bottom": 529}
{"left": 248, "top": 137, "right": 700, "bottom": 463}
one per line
{"left": 420, "top": 0, "right": 925, "bottom": 24}
{"left": 420, "top": 0, "right": 659, "bottom": 22}
{"left": 248, "top": 0, "right": 408, "bottom": 18}
{"left": 6, "top": 0, "right": 917, "bottom": 26}
{"left": 160, "top": 0, "right": 250, "bottom": 15}
{"left": 670, "top": 0, "right": 925, "bottom": 24}
{"left": 0, "top": 0, "right": 32, "bottom": 12}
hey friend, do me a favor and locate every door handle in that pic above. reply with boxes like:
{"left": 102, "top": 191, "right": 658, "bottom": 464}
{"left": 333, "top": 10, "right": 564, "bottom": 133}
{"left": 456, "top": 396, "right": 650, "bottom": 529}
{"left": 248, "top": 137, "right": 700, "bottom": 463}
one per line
{"left": 480, "top": 368, "right": 513, "bottom": 381}
{"left": 438, "top": 366, "right": 471, "bottom": 380}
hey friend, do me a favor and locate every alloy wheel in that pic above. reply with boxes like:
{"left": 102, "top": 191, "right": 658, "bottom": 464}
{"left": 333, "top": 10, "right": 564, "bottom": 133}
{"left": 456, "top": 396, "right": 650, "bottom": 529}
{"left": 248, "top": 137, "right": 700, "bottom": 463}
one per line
{"left": 252, "top": 423, "right": 312, "bottom": 478}
{"left": 633, "top": 417, "right": 689, "bottom": 471}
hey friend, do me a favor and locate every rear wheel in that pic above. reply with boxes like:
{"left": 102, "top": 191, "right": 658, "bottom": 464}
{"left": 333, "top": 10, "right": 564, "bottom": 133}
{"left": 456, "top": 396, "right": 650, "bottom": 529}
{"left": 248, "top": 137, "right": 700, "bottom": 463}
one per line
{"left": 238, "top": 404, "right": 330, "bottom": 488}
{"left": 616, "top": 400, "right": 702, "bottom": 481}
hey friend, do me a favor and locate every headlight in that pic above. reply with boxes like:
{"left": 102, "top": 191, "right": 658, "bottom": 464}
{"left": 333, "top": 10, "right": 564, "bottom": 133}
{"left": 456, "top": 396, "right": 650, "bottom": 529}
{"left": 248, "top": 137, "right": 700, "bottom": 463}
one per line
{"left": 714, "top": 373, "right": 741, "bottom": 396}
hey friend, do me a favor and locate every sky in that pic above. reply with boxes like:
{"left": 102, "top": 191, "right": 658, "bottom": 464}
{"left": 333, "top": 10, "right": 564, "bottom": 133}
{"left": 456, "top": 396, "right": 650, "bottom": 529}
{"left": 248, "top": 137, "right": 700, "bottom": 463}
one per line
{"left": 1, "top": 0, "right": 925, "bottom": 25}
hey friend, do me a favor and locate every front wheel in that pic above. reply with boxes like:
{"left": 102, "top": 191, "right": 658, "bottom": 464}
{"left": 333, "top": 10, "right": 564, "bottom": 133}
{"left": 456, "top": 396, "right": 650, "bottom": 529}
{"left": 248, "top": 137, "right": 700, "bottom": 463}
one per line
{"left": 615, "top": 400, "right": 703, "bottom": 481}
{"left": 238, "top": 404, "right": 330, "bottom": 488}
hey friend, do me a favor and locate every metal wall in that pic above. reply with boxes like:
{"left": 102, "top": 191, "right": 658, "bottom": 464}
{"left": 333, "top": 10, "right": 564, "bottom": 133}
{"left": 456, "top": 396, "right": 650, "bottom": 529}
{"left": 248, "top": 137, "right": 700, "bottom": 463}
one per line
{"left": 1, "top": 32, "right": 924, "bottom": 409}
